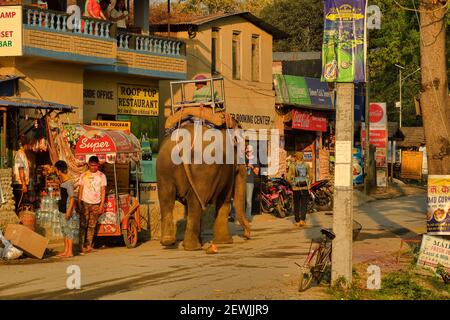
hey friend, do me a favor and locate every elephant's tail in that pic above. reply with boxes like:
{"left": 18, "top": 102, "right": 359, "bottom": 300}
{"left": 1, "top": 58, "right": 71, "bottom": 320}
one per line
{"left": 183, "top": 162, "right": 207, "bottom": 211}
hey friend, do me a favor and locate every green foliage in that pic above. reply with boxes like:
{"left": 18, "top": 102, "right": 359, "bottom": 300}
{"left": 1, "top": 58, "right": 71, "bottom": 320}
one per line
{"left": 260, "top": 0, "right": 323, "bottom": 52}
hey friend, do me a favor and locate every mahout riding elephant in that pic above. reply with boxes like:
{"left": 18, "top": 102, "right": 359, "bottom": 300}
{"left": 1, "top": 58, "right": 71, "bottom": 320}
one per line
{"left": 156, "top": 122, "right": 250, "bottom": 251}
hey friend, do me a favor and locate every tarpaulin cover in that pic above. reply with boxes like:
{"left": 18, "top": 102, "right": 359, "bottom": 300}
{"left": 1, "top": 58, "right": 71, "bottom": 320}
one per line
{"left": 74, "top": 125, "right": 141, "bottom": 164}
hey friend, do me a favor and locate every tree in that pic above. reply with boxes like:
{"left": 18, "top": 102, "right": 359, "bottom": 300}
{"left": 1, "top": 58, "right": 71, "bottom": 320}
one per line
{"left": 260, "top": 0, "right": 323, "bottom": 52}
{"left": 419, "top": 0, "right": 450, "bottom": 174}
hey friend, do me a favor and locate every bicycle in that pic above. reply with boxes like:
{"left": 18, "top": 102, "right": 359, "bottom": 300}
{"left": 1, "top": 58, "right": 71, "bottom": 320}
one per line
{"left": 296, "top": 228, "right": 335, "bottom": 292}
{"left": 295, "top": 220, "right": 362, "bottom": 292}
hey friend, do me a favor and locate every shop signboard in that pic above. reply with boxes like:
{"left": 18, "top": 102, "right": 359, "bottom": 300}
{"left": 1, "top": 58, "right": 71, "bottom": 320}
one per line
{"left": 426, "top": 175, "right": 450, "bottom": 235}
{"left": 292, "top": 109, "right": 327, "bottom": 132}
{"left": 117, "top": 84, "right": 159, "bottom": 116}
{"left": 361, "top": 102, "right": 387, "bottom": 186}
{"left": 273, "top": 75, "right": 333, "bottom": 109}
{"left": 417, "top": 235, "right": 450, "bottom": 272}
{"left": 0, "top": 6, "right": 22, "bottom": 57}
{"left": 91, "top": 120, "right": 131, "bottom": 132}
{"left": 400, "top": 151, "right": 422, "bottom": 180}
{"left": 321, "top": 0, "right": 367, "bottom": 83}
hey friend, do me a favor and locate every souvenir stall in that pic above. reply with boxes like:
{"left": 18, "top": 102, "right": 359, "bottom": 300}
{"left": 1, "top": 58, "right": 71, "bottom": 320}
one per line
{"left": 0, "top": 97, "right": 76, "bottom": 236}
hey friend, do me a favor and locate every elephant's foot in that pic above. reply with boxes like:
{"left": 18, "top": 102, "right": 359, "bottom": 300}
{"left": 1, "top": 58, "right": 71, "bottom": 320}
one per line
{"left": 183, "top": 239, "right": 202, "bottom": 251}
{"left": 161, "top": 236, "right": 176, "bottom": 246}
{"left": 243, "top": 229, "right": 251, "bottom": 240}
{"left": 213, "top": 237, "right": 233, "bottom": 244}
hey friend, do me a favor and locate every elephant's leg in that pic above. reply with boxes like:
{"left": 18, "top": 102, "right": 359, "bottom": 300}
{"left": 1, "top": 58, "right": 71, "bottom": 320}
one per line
{"left": 183, "top": 196, "right": 203, "bottom": 251}
{"left": 159, "top": 184, "right": 177, "bottom": 246}
{"left": 213, "top": 198, "right": 233, "bottom": 244}
{"left": 234, "top": 164, "right": 251, "bottom": 239}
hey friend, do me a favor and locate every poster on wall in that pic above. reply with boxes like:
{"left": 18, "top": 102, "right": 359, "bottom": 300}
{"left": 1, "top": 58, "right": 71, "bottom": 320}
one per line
{"left": 352, "top": 147, "right": 363, "bottom": 185}
{"left": 321, "top": 0, "right": 367, "bottom": 83}
{"left": 427, "top": 175, "right": 450, "bottom": 235}
{"left": 292, "top": 109, "right": 327, "bottom": 132}
{"left": 0, "top": 6, "right": 22, "bottom": 56}
{"left": 117, "top": 84, "right": 159, "bottom": 116}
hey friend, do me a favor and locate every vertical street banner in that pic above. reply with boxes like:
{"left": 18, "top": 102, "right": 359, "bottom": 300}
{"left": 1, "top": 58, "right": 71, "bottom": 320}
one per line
{"left": 427, "top": 175, "right": 450, "bottom": 235}
{"left": 322, "top": 0, "right": 367, "bottom": 82}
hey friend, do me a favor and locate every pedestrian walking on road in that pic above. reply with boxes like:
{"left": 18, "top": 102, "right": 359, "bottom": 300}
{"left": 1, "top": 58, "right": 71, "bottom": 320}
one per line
{"left": 78, "top": 156, "right": 106, "bottom": 254}
{"left": 287, "top": 152, "right": 311, "bottom": 227}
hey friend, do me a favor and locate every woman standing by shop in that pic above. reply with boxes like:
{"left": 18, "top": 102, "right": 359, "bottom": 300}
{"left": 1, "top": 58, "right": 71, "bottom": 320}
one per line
{"left": 108, "top": 0, "right": 128, "bottom": 32}
{"left": 287, "top": 152, "right": 311, "bottom": 227}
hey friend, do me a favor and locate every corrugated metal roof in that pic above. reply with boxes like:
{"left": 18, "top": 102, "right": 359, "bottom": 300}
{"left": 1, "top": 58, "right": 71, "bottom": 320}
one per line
{"left": 0, "top": 97, "right": 76, "bottom": 111}
{"left": 150, "top": 12, "right": 289, "bottom": 40}
{"left": 397, "top": 127, "right": 425, "bottom": 148}
{"left": 0, "top": 75, "right": 21, "bottom": 83}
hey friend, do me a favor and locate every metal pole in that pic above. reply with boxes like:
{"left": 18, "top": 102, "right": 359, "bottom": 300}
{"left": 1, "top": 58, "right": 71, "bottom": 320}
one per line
{"left": 399, "top": 68, "right": 402, "bottom": 128}
{"left": 114, "top": 162, "right": 120, "bottom": 227}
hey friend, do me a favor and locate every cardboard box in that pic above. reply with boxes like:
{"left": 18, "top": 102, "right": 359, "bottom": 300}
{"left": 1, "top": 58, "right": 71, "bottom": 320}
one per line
{"left": 5, "top": 224, "right": 49, "bottom": 259}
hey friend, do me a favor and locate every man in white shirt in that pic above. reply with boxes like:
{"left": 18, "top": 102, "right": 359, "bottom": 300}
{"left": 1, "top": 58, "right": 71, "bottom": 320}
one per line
{"left": 78, "top": 156, "right": 107, "bottom": 253}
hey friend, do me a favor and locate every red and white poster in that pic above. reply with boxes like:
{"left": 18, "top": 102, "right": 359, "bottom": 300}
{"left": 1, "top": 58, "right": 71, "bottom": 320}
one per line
{"left": 361, "top": 103, "right": 388, "bottom": 186}
{"left": 292, "top": 109, "right": 327, "bottom": 132}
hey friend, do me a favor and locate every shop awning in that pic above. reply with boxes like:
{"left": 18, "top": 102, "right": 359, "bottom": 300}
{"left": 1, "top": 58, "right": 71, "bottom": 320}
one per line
{"left": 0, "top": 97, "right": 77, "bottom": 111}
{"left": 75, "top": 125, "right": 141, "bottom": 164}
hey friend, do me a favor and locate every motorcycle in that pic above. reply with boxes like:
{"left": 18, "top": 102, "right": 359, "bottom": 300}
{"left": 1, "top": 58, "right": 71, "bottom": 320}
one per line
{"left": 307, "top": 179, "right": 333, "bottom": 213}
{"left": 260, "top": 178, "right": 288, "bottom": 218}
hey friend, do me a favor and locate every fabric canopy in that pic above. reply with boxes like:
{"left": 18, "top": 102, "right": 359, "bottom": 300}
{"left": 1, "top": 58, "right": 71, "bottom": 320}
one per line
{"left": 74, "top": 125, "right": 141, "bottom": 164}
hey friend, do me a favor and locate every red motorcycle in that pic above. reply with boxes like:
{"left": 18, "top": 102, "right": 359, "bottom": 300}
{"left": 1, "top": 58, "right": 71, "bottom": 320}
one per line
{"left": 260, "top": 179, "right": 287, "bottom": 218}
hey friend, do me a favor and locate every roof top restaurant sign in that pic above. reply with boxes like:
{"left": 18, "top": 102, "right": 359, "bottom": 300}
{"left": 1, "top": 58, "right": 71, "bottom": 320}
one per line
{"left": 0, "top": 6, "right": 22, "bottom": 56}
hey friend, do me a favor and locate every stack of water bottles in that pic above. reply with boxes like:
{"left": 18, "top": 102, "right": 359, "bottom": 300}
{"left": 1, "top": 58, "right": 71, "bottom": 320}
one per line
{"left": 36, "top": 187, "right": 63, "bottom": 240}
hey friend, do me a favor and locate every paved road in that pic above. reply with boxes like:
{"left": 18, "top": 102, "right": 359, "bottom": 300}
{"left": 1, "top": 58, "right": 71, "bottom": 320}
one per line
{"left": 0, "top": 193, "right": 427, "bottom": 300}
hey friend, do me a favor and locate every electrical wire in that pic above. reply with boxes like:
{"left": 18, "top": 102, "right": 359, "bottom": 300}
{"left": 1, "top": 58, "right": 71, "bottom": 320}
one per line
{"left": 394, "top": 0, "right": 449, "bottom": 13}
{"left": 18, "top": 78, "right": 44, "bottom": 101}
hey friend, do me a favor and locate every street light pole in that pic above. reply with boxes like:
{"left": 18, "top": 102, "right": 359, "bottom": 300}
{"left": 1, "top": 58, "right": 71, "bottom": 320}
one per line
{"left": 395, "top": 64, "right": 421, "bottom": 128}
{"left": 395, "top": 64, "right": 405, "bottom": 128}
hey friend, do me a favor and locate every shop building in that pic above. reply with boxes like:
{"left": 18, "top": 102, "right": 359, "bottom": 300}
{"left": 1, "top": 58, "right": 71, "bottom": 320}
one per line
{"left": 151, "top": 12, "right": 288, "bottom": 143}
{"left": 0, "top": 0, "right": 187, "bottom": 176}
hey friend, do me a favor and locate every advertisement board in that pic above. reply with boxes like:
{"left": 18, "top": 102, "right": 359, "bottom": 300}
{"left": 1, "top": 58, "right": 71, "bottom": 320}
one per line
{"left": 427, "top": 175, "right": 450, "bottom": 235}
{"left": 321, "top": 0, "right": 367, "bottom": 82}
{"left": 292, "top": 109, "right": 327, "bottom": 132}
{"left": 91, "top": 120, "right": 131, "bottom": 132}
{"left": 417, "top": 234, "right": 450, "bottom": 272}
{"left": 0, "top": 6, "right": 22, "bottom": 57}
{"left": 400, "top": 151, "right": 423, "bottom": 180}
{"left": 117, "top": 84, "right": 159, "bottom": 116}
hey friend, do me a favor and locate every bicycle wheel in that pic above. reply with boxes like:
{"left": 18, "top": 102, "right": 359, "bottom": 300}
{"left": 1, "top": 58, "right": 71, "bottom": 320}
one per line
{"left": 298, "top": 246, "right": 331, "bottom": 292}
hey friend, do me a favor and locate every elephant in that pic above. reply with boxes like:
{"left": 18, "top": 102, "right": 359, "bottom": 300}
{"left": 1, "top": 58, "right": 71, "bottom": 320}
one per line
{"left": 156, "top": 122, "right": 251, "bottom": 251}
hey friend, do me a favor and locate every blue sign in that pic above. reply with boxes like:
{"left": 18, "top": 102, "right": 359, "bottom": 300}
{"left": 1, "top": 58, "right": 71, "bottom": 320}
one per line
{"left": 304, "top": 77, "right": 333, "bottom": 107}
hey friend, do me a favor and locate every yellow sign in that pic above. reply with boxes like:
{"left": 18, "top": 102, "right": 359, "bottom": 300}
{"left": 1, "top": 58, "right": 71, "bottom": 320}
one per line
{"left": 91, "top": 120, "right": 131, "bottom": 131}
{"left": 401, "top": 151, "right": 423, "bottom": 180}
{"left": 117, "top": 84, "right": 159, "bottom": 116}
{"left": 0, "top": 6, "right": 22, "bottom": 56}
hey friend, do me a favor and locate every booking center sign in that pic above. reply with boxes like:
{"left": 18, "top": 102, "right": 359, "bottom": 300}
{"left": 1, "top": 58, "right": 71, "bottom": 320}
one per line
{"left": 0, "top": 6, "right": 23, "bottom": 56}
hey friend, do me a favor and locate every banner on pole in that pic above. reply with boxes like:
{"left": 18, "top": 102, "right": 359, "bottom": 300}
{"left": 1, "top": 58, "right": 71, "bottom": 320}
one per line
{"left": 321, "top": 0, "right": 367, "bottom": 83}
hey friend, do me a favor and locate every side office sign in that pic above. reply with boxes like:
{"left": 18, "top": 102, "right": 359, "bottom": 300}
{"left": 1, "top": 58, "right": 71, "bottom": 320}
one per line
{"left": 0, "top": 6, "right": 22, "bottom": 56}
